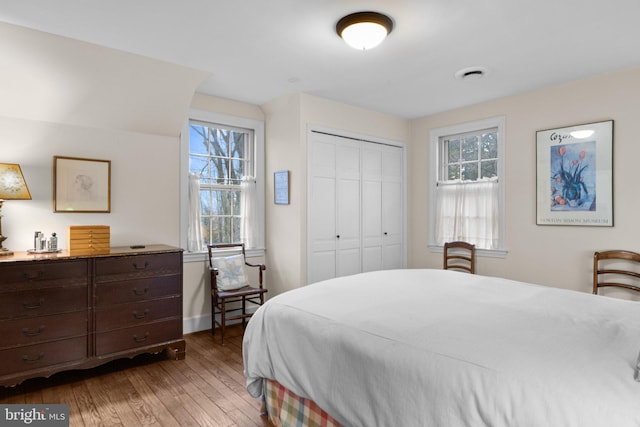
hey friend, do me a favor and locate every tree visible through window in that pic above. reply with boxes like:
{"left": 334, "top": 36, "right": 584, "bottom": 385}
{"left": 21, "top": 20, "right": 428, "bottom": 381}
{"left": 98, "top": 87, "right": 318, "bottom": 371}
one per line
{"left": 189, "top": 121, "right": 254, "bottom": 245}
{"left": 443, "top": 130, "right": 498, "bottom": 181}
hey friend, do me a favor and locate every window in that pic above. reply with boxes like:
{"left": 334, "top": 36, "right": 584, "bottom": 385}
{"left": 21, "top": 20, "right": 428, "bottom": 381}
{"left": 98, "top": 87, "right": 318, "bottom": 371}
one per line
{"left": 442, "top": 129, "right": 498, "bottom": 181}
{"left": 429, "top": 117, "right": 505, "bottom": 253}
{"left": 189, "top": 121, "right": 252, "bottom": 245}
{"left": 181, "top": 110, "right": 265, "bottom": 258}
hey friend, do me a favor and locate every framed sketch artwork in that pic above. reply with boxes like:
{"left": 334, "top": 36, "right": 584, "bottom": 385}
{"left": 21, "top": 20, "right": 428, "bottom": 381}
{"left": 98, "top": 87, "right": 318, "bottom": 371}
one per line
{"left": 536, "top": 120, "right": 613, "bottom": 226}
{"left": 54, "top": 156, "right": 111, "bottom": 213}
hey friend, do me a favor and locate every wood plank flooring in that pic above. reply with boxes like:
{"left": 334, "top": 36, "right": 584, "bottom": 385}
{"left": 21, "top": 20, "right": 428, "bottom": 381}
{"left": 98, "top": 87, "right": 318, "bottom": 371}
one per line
{"left": 0, "top": 326, "right": 270, "bottom": 427}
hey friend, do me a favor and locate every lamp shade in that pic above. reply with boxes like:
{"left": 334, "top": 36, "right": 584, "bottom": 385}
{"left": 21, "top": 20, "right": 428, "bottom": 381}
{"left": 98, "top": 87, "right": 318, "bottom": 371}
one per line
{"left": 336, "top": 11, "right": 394, "bottom": 50}
{"left": 0, "top": 163, "right": 31, "bottom": 200}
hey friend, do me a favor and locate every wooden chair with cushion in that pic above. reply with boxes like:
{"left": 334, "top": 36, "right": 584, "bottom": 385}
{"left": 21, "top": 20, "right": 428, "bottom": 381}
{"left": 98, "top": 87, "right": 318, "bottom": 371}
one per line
{"left": 443, "top": 241, "right": 476, "bottom": 274}
{"left": 593, "top": 250, "right": 640, "bottom": 296}
{"left": 207, "top": 243, "right": 267, "bottom": 344}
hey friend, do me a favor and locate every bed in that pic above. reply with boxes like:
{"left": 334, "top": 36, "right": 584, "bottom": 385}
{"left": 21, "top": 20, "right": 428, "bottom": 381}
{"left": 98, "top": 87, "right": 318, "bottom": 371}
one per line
{"left": 242, "top": 269, "right": 640, "bottom": 427}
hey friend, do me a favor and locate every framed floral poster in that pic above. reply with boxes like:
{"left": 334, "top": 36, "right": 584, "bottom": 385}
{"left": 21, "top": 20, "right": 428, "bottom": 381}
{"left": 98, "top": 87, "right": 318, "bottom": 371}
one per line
{"left": 536, "top": 120, "right": 613, "bottom": 226}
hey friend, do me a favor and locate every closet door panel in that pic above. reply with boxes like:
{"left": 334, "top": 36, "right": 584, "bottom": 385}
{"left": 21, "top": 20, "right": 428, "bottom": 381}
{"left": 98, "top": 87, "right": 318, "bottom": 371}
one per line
{"left": 309, "top": 177, "right": 337, "bottom": 253}
{"left": 362, "top": 145, "right": 383, "bottom": 271}
{"left": 307, "top": 130, "right": 405, "bottom": 283}
{"left": 382, "top": 146, "right": 404, "bottom": 270}
{"left": 336, "top": 141, "right": 361, "bottom": 277}
{"left": 362, "top": 180, "right": 382, "bottom": 248}
{"left": 308, "top": 134, "right": 338, "bottom": 284}
{"left": 308, "top": 252, "right": 336, "bottom": 284}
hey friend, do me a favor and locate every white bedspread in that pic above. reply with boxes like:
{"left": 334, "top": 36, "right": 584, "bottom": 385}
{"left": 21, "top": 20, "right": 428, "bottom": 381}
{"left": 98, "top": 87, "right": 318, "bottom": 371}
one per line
{"left": 243, "top": 269, "right": 640, "bottom": 427}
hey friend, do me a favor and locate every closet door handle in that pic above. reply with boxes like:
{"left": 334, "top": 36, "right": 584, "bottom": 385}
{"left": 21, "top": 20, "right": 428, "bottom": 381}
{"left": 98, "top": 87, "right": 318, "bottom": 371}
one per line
{"left": 336, "top": 235, "right": 340, "bottom": 239}
{"left": 384, "top": 232, "right": 388, "bottom": 235}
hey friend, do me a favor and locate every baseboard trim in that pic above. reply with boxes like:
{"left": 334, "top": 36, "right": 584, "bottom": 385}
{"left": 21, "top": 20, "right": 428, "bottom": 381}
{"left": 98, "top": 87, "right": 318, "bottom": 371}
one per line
{"left": 183, "top": 306, "right": 260, "bottom": 334}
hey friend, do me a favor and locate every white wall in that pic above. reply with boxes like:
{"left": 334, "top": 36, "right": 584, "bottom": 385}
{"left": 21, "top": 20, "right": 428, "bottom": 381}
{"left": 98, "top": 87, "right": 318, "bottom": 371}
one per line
{"left": 261, "top": 93, "right": 303, "bottom": 297}
{"left": 0, "top": 23, "right": 206, "bottom": 252}
{"left": 0, "top": 23, "right": 211, "bottom": 333}
{"left": 0, "top": 117, "right": 181, "bottom": 251}
{"left": 408, "top": 66, "right": 640, "bottom": 294}
{"left": 263, "top": 93, "right": 410, "bottom": 295}
{"left": 5, "top": 20, "right": 638, "bottom": 333}
{"left": 182, "top": 94, "right": 267, "bottom": 332}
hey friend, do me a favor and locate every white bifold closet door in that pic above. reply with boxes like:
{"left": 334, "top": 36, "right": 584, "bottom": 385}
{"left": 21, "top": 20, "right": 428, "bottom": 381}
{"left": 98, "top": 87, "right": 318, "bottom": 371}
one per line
{"left": 362, "top": 143, "right": 404, "bottom": 272}
{"left": 308, "top": 130, "right": 404, "bottom": 285}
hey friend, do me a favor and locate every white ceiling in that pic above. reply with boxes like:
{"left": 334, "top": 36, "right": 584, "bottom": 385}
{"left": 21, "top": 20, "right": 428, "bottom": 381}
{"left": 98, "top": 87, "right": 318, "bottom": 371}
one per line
{"left": 1, "top": 0, "right": 639, "bottom": 119}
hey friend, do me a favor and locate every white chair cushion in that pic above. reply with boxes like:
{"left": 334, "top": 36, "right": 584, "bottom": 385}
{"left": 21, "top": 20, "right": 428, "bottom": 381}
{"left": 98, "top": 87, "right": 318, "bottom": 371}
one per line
{"left": 213, "top": 254, "right": 248, "bottom": 291}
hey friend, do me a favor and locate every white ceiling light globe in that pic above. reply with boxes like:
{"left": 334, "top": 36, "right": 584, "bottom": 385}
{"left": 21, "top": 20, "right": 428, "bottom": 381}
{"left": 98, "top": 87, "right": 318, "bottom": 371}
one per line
{"left": 336, "top": 12, "right": 394, "bottom": 51}
{"left": 341, "top": 22, "right": 389, "bottom": 50}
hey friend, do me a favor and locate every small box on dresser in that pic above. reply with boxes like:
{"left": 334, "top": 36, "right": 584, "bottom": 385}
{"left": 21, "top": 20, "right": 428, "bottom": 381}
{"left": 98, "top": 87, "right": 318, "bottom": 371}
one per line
{"left": 68, "top": 225, "right": 110, "bottom": 254}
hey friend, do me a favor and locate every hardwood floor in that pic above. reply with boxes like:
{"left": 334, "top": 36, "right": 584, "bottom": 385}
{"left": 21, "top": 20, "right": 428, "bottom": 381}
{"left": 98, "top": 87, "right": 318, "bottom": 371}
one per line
{"left": 0, "top": 326, "right": 271, "bottom": 427}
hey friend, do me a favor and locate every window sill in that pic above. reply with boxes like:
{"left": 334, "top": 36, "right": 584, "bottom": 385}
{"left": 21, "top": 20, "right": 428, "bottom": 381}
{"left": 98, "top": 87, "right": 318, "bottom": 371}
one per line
{"left": 183, "top": 247, "right": 266, "bottom": 263}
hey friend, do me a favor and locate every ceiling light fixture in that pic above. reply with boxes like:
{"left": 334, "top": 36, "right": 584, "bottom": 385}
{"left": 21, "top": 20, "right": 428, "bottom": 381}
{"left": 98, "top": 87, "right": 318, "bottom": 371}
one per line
{"left": 336, "top": 11, "right": 394, "bottom": 50}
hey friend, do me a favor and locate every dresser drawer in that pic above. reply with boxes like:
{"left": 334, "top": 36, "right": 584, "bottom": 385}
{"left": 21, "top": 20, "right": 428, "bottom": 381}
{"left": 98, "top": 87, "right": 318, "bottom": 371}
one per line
{"left": 0, "top": 336, "right": 87, "bottom": 376}
{"left": 94, "top": 275, "right": 181, "bottom": 306}
{"left": 0, "top": 312, "right": 87, "bottom": 348}
{"left": 0, "top": 286, "right": 87, "bottom": 320}
{"left": 94, "top": 252, "right": 182, "bottom": 283}
{"left": 0, "top": 259, "right": 89, "bottom": 290}
{"left": 95, "top": 318, "right": 182, "bottom": 356}
{"left": 95, "top": 297, "right": 182, "bottom": 332}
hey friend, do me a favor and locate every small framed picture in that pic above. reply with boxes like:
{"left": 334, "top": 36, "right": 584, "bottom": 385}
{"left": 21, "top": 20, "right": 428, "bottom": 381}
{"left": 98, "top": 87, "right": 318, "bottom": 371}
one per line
{"left": 274, "top": 170, "right": 289, "bottom": 205}
{"left": 54, "top": 156, "right": 111, "bottom": 213}
{"left": 536, "top": 120, "right": 613, "bottom": 226}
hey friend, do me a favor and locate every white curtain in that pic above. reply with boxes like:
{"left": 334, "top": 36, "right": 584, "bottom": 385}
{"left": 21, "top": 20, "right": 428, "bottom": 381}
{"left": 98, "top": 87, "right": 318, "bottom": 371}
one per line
{"left": 241, "top": 176, "right": 258, "bottom": 248}
{"left": 187, "top": 173, "right": 203, "bottom": 252}
{"left": 435, "top": 178, "right": 499, "bottom": 249}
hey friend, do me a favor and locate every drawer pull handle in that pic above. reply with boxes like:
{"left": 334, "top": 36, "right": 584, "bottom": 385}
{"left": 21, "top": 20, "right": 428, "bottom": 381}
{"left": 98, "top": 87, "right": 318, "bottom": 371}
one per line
{"left": 22, "top": 271, "right": 44, "bottom": 280}
{"left": 22, "top": 353, "right": 45, "bottom": 364}
{"left": 22, "top": 326, "right": 45, "bottom": 337}
{"left": 132, "top": 287, "right": 149, "bottom": 296}
{"left": 133, "top": 261, "right": 149, "bottom": 270}
{"left": 133, "top": 332, "right": 150, "bottom": 343}
{"left": 22, "top": 298, "right": 45, "bottom": 310}
{"left": 132, "top": 309, "right": 149, "bottom": 319}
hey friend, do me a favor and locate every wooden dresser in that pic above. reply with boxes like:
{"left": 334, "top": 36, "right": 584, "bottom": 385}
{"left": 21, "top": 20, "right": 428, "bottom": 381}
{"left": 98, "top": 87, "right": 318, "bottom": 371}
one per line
{"left": 0, "top": 245, "right": 184, "bottom": 387}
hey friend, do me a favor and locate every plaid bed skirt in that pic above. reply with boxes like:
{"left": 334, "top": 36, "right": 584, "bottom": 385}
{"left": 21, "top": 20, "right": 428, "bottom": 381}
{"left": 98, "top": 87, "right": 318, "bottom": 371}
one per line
{"left": 264, "top": 379, "right": 342, "bottom": 427}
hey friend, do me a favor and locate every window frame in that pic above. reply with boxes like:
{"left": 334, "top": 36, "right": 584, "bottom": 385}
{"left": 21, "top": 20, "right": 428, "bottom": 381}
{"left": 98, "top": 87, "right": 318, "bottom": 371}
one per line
{"left": 190, "top": 120, "right": 254, "bottom": 245}
{"left": 428, "top": 116, "right": 507, "bottom": 257}
{"left": 180, "top": 109, "right": 265, "bottom": 262}
{"left": 441, "top": 128, "right": 498, "bottom": 182}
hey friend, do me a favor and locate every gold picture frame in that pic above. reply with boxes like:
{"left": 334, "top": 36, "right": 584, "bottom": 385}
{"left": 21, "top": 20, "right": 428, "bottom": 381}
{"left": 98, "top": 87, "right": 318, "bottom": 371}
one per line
{"left": 53, "top": 156, "right": 111, "bottom": 213}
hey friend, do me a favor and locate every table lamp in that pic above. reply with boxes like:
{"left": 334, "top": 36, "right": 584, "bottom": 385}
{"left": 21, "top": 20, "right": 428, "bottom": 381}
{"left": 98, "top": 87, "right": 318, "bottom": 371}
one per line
{"left": 0, "top": 163, "right": 31, "bottom": 256}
